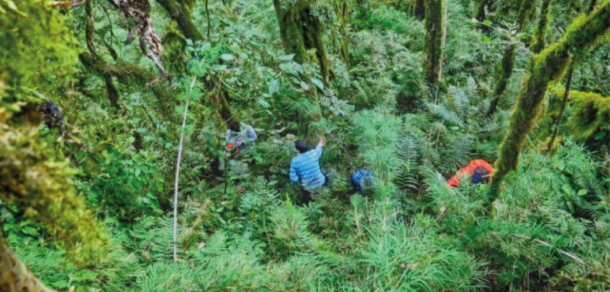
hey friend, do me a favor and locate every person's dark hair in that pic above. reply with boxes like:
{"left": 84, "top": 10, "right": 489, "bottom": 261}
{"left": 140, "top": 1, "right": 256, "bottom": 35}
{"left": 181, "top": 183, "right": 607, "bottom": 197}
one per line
{"left": 295, "top": 140, "right": 309, "bottom": 153}
{"left": 227, "top": 120, "right": 240, "bottom": 132}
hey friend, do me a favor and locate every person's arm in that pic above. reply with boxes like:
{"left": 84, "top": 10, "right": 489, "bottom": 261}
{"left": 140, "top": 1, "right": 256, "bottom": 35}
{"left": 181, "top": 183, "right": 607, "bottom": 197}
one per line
{"left": 226, "top": 129, "right": 232, "bottom": 143}
{"left": 290, "top": 161, "right": 300, "bottom": 183}
{"left": 315, "top": 139, "right": 325, "bottom": 159}
{"left": 245, "top": 124, "right": 257, "bottom": 142}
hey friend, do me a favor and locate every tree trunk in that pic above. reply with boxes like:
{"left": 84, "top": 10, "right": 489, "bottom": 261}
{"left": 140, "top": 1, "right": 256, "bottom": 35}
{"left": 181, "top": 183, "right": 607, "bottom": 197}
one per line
{"left": 587, "top": 0, "right": 598, "bottom": 12}
{"left": 1, "top": 238, "right": 54, "bottom": 292}
{"left": 546, "top": 68, "right": 574, "bottom": 154}
{"left": 486, "top": 0, "right": 536, "bottom": 116}
{"left": 475, "top": 0, "right": 492, "bottom": 20}
{"left": 423, "top": 0, "right": 445, "bottom": 86}
{"left": 488, "top": 2, "right": 610, "bottom": 212}
{"left": 415, "top": 0, "right": 425, "bottom": 20}
{"left": 335, "top": 0, "right": 350, "bottom": 65}
{"left": 156, "top": 0, "right": 206, "bottom": 41}
{"left": 530, "top": 0, "right": 554, "bottom": 54}
{"left": 273, "top": 0, "right": 331, "bottom": 84}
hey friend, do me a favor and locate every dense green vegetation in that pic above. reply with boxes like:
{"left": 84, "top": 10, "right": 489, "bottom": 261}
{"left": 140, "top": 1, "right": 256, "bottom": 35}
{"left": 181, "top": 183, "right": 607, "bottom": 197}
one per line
{"left": 1, "top": 0, "right": 609, "bottom": 291}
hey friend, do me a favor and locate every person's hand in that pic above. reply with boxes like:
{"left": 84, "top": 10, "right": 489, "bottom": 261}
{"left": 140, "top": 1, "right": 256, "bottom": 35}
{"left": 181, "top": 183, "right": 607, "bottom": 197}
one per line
{"left": 318, "top": 139, "right": 325, "bottom": 147}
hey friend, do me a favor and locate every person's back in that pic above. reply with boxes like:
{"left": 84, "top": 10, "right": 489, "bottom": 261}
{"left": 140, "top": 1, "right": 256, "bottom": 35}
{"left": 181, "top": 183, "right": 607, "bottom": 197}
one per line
{"left": 290, "top": 140, "right": 326, "bottom": 191}
{"left": 226, "top": 121, "right": 257, "bottom": 151}
{"left": 447, "top": 159, "right": 493, "bottom": 188}
{"left": 351, "top": 168, "right": 372, "bottom": 191}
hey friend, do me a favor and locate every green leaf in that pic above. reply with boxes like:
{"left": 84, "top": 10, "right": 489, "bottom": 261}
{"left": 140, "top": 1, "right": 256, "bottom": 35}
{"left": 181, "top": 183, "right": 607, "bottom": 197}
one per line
{"left": 578, "top": 189, "right": 588, "bottom": 196}
{"left": 483, "top": 19, "right": 492, "bottom": 26}
{"left": 482, "top": 35, "right": 491, "bottom": 43}
{"left": 211, "top": 65, "right": 227, "bottom": 71}
{"left": 595, "top": 131, "right": 607, "bottom": 140}
{"left": 279, "top": 62, "right": 293, "bottom": 73}
{"left": 3, "top": 223, "right": 16, "bottom": 232}
{"left": 258, "top": 98, "right": 270, "bottom": 108}
{"left": 279, "top": 54, "right": 295, "bottom": 62}
{"left": 136, "top": 127, "right": 148, "bottom": 133}
{"left": 311, "top": 78, "right": 324, "bottom": 90}
{"left": 268, "top": 79, "right": 279, "bottom": 95}
{"left": 21, "top": 226, "right": 38, "bottom": 236}
{"left": 220, "top": 54, "right": 235, "bottom": 61}
{"left": 51, "top": 280, "right": 70, "bottom": 289}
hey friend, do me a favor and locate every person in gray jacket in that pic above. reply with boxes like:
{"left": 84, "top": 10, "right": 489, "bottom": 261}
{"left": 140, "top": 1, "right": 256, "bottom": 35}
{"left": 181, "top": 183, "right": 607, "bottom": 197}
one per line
{"left": 211, "top": 120, "right": 257, "bottom": 189}
{"left": 226, "top": 120, "right": 257, "bottom": 152}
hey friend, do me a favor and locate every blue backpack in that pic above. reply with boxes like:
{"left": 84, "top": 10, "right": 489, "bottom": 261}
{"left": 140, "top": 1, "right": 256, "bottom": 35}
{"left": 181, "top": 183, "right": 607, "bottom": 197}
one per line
{"left": 471, "top": 166, "right": 490, "bottom": 184}
{"left": 351, "top": 168, "right": 372, "bottom": 191}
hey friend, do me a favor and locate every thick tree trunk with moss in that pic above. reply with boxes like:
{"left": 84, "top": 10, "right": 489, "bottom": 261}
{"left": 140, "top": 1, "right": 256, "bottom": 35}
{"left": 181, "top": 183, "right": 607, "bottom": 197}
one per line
{"left": 488, "top": 2, "right": 610, "bottom": 210}
{"left": 423, "top": 0, "right": 445, "bottom": 86}
{"left": 0, "top": 238, "right": 53, "bottom": 292}
{"left": 273, "top": 0, "right": 331, "bottom": 84}
{"left": 486, "top": 0, "right": 536, "bottom": 116}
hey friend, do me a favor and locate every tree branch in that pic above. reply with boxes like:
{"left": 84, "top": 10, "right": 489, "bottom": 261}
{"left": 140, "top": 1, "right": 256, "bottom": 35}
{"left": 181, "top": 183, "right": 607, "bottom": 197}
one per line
{"left": 156, "top": 0, "right": 206, "bottom": 41}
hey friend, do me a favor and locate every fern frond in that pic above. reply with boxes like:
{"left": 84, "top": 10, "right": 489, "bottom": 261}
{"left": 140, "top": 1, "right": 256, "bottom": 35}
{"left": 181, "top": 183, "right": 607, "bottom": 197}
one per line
{"left": 439, "top": 134, "right": 474, "bottom": 175}
{"left": 394, "top": 136, "right": 421, "bottom": 191}
{"left": 426, "top": 103, "right": 464, "bottom": 128}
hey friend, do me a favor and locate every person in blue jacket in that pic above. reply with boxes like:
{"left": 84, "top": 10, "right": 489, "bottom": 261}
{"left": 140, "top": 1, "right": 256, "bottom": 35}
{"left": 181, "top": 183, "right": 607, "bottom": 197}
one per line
{"left": 290, "top": 139, "right": 328, "bottom": 204}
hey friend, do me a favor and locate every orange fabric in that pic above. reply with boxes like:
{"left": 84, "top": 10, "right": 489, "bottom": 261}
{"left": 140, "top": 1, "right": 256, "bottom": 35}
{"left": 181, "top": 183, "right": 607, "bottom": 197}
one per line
{"left": 447, "top": 159, "right": 494, "bottom": 188}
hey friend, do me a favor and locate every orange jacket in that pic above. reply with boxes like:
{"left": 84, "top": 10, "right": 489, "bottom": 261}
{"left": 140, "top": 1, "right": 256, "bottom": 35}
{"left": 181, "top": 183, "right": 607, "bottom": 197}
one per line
{"left": 447, "top": 159, "right": 494, "bottom": 188}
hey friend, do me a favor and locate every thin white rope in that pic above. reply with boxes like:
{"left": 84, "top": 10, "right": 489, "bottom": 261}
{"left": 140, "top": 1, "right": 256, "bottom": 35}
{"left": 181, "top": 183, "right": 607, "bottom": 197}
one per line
{"left": 173, "top": 77, "right": 197, "bottom": 262}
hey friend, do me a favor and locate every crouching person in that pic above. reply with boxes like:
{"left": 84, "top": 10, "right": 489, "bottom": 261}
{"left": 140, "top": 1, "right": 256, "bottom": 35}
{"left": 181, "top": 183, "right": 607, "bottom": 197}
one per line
{"left": 447, "top": 159, "right": 493, "bottom": 188}
{"left": 351, "top": 168, "right": 373, "bottom": 192}
{"left": 290, "top": 139, "right": 328, "bottom": 205}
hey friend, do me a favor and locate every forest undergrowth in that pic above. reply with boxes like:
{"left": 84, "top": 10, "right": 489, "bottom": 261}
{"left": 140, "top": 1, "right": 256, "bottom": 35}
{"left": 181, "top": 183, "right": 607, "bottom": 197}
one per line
{"left": 1, "top": 0, "right": 610, "bottom": 291}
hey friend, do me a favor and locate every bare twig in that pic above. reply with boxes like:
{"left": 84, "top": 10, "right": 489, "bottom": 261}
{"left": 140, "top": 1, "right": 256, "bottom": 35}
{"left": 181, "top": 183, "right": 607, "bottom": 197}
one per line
{"left": 173, "top": 76, "right": 197, "bottom": 262}
{"left": 52, "top": 0, "right": 86, "bottom": 8}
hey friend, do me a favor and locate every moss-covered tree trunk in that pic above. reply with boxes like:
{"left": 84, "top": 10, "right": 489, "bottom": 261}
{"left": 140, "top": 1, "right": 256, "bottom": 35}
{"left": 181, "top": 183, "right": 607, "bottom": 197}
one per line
{"left": 423, "top": 0, "right": 445, "bottom": 87}
{"left": 488, "top": 2, "right": 610, "bottom": 211}
{"left": 475, "top": 0, "right": 493, "bottom": 20}
{"left": 0, "top": 238, "right": 53, "bottom": 292}
{"left": 156, "top": 0, "right": 205, "bottom": 41}
{"left": 486, "top": 0, "right": 536, "bottom": 116}
{"left": 530, "top": 0, "right": 554, "bottom": 54}
{"left": 546, "top": 68, "right": 574, "bottom": 153}
{"left": 273, "top": 0, "right": 331, "bottom": 84}
{"left": 334, "top": 0, "right": 350, "bottom": 65}
{"left": 415, "top": 0, "right": 425, "bottom": 20}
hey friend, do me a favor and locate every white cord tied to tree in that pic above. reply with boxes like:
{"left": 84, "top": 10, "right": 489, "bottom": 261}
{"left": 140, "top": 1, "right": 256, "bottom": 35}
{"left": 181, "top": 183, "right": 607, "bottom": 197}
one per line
{"left": 173, "top": 76, "right": 197, "bottom": 262}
